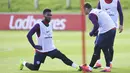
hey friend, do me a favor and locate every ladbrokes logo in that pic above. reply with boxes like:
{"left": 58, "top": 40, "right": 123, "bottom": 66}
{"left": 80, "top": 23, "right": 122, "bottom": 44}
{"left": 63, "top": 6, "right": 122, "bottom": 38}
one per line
{"left": 9, "top": 15, "right": 66, "bottom": 30}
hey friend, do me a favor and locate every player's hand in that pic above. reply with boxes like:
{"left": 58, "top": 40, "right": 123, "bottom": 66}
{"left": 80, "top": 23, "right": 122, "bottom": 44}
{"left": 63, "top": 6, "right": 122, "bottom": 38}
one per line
{"left": 34, "top": 45, "right": 42, "bottom": 50}
{"left": 89, "top": 32, "right": 95, "bottom": 37}
{"left": 89, "top": 32, "right": 93, "bottom": 37}
{"left": 119, "top": 25, "right": 123, "bottom": 33}
{"left": 89, "top": 31, "right": 97, "bottom": 37}
{"left": 93, "top": 31, "right": 98, "bottom": 36}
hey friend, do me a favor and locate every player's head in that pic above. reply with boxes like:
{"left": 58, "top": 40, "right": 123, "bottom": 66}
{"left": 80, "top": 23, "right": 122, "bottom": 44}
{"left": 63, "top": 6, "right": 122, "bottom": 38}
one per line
{"left": 43, "top": 9, "right": 52, "bottom": 22}
{"left": 84, "top": 3, "right": 92, "bottom": 15}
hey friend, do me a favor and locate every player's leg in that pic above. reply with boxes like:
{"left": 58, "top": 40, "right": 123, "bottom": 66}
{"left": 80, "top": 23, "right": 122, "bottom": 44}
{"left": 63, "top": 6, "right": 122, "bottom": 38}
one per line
{"left": 109, "top": 46, "right": 114, "bottom": 68}
{"left": 24, "top": 62, "right": 41, "bottom": 71}
{"left": 100, "top": 46, "right": 111, "bottom": 72}
{"left": 90, "top": 45, "right": 101, "bottom": 66}
{"left": 47, "top": 49, "right": 80, "bottom": 70}
{"left": 88, "top": 45, "right": 101, "bottom": 71}
{"left": 100, "top": 29, "right": 116, "bottom": 72}
{"left": 82, "top": 33, "right": 109, "bottom": 72}
{"left": 82, "top": 34, "right": 103, "bottom": 72}
{"left": 20, "top": 52, "right": 46, "bottom": 71}
{"left": 94, "top": 49, "right": 102, "bottom": 68}
{"left": 109, "top": 29, "right": 116, "bottom": 68}
{"left": 94, "top": 56, "right": 101, "bottom": 69}
{"left": 79, "top": 44, "right": 101, "bottom": 72}
{"left": 109, "top": 46, "right": 114, "bottom": 62}
{"left": 102, "top": 47, "right": 110, "bottom": 67}
{"left": 94, "top": 36, "right": 102, "bottom": 69}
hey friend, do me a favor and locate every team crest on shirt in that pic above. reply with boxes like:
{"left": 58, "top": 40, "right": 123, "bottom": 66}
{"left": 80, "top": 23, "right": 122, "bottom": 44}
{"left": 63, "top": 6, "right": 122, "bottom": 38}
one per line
{"left": 105, "top": 8, "right": 115, "bottom": 16}
{"left": 44, "top": 30, "right": 52, "bottom": 39}
{"left": 46, "top": 31, "right": 49, "bottom": 33}
{"left": 105, "top": 8, "right": 111, "bottom": 10}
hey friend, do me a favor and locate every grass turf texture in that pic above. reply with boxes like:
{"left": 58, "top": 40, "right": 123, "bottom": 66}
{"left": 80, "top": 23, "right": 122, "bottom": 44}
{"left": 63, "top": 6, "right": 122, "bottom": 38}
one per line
{"left": 0, "top": 30, "right": 130, "bottom": 73}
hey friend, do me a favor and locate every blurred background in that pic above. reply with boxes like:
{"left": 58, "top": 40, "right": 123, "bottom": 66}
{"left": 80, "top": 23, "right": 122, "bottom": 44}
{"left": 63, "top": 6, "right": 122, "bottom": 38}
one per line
{"left": 0, "top": 0, "right": 130, "bottom": 73}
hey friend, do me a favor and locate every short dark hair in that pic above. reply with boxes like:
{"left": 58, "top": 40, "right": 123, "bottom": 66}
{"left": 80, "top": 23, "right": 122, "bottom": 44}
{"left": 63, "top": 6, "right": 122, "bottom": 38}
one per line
{"left": 43, "top": 9, "right": 51, "bottom": 14}
{"left": 84, "top": 3, "right": 92, "bottom": 9}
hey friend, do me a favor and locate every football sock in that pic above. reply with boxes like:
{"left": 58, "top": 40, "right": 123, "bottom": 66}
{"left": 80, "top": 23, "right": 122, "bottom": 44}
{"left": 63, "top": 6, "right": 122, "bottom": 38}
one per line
{"left": 23, "top": 61, "right": 26, "bottom": 66}
{"left": 97, "top": 59, "right": 101, "bottom": 64}
{"left": 88, "top": 65, "right": 93, "bottom": 71}
{"left": 105, "top": 66, "right": 110, "bottom": 69}
{"left": 71, "top": 63, "right": 79, "bottom": 69}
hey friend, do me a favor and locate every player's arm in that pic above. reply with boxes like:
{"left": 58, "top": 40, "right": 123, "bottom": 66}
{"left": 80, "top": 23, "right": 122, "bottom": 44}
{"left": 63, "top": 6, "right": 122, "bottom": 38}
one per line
{"left": 97, "top": 2, "right": 101, "bottom": 9}
{"left": 117, "top": 1, "right": 124, "bottom": 33}
{"left": 89, "top": 13, "right": 99, "bottom": 37}
{"left": 27, "top": 24, "right": 42, "bottom": 50}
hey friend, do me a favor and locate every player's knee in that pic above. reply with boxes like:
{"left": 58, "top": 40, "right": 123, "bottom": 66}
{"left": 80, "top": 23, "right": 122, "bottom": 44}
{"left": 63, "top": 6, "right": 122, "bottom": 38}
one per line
{"left": 26, "top": 63, "right": 40, "bottom": 71}
{"left": 31, "top": 65, "right": 40, "bottom": 71}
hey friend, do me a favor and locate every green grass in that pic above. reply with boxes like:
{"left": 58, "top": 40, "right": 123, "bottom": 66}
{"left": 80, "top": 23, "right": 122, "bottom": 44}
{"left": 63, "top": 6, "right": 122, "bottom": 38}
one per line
{"left": 0, "top": 29, "right": 130, "bottom": 73}
{"left": 0, "top": 0, "right": 130, "bottom": 12}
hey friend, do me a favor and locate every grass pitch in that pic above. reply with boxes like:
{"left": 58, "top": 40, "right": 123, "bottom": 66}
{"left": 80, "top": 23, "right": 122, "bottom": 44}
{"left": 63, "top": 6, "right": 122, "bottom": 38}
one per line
{"left": 0, "top": 29, "right": 130, "bottom": 73}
